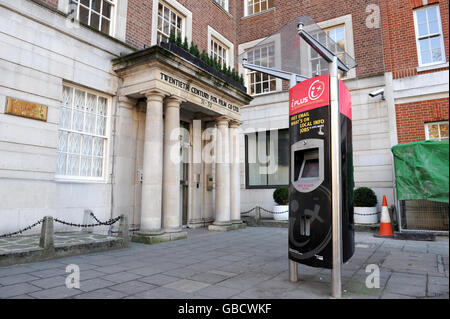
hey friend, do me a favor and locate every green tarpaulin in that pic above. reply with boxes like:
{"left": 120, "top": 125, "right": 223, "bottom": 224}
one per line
{"left": 391, "top": 140, "right": 449, "bottom": 203}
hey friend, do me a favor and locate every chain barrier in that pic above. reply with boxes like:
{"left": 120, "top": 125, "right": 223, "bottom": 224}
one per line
{"left": 259, "top": 206, "right": 289, "bottom": 215}
{"left": 242, "top": 206, "right": 381, "bottom": 216}
{"left": 354, "top": 211, "right": 381, "bottom": 216}
{"left": 241, "top": 206, "right": 288, "bottom": 215}
{"left": 0, "top": 219, "right": 44, "bottom": 238}
{"left": 54, "top": 215, "right": 122, "bottom": 228}
{"left": 0, "top": 215, "right": 121, "bottom": 239}
{"left": 89, "top": 212, "right": 102, "bottom": 224}
{"left": 240, "top": 207, "right": 257, "bottom": 215}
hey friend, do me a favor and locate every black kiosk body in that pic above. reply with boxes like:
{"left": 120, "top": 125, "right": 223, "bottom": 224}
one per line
{"left": 288, "top": 74, "right": 354, "bottom": 269}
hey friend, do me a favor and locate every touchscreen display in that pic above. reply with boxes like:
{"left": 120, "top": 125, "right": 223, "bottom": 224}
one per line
{"left": 301, "top": 158, "right": 319, "bottom": 178}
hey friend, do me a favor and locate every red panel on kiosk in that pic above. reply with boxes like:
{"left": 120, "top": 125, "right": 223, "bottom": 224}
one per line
{"left": 289, "top": 74, "right": 352, "bottom": 120}
{"left": 289, "top": 75, "right": 330, "bottom": 116}
{"left": 339, "top": 79, "right": 352, "bottom": 120}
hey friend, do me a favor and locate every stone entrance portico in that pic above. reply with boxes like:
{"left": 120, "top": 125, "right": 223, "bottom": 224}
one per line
{"left": 112, "top": 46, "right": 252, "bottom": 243}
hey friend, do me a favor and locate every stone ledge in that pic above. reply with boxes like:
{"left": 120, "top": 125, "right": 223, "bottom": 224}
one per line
{"left": 208, "top": 224, "right": 236, "bottom": 232}
{"left": 131, "top": 231, "right": 187, "bottom": 245}
{"left": 0, "top": 233, "right": 125, "bottom": 267}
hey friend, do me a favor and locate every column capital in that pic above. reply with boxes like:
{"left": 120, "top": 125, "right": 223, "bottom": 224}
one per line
{"left": 141, "top": 90, "right": 166, "bottom": 102}
{"left": 165, "top": 96, "right": 186, "bottom": 107}
{"left": 229, "top": 120, "right": 243, "bottom": 128}
{"left": 216, "top": 116, "right": 231, "bottom": 126}
{"left": 118, "top": 96, "right": 137, "bottom": 109}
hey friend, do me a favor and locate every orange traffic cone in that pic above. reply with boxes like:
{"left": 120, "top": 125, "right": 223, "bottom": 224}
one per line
{"left": 377, "top": 195, "right": 394, "bottom": 237}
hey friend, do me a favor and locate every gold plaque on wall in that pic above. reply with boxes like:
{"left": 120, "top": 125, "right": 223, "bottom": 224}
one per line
{"left": 5, "top": 97, "right": 48, "bottom": 122}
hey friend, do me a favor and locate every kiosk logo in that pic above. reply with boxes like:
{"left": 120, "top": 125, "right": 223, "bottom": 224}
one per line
{"left": 289, "top": 75, "right": 330, "bottom": 116}
{"left": 308, "top": 80, "right": 326, "bottom": 101}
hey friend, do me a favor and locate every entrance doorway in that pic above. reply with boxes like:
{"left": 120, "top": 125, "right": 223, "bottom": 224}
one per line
{"left": 180, "top": 121, "right": 190, "bottom": 226}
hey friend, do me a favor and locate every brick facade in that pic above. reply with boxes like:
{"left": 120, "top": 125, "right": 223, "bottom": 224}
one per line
{"left": 31, "top": 0, "right": 448, "bottom": 82}
{"left": 380, "top": 0, "right": 449, "bottom": 79}
{"left": 236, "top": 0, "right": 385, "bottom": 79}
{"left": 126, "top": 0, "right": 154, "bottom": 49}
{"left": 126, "top": 0, "right": 237, "bottom": 55}
{"left": 29, "top": 0, "right": 450, "bottom": 146}
{"left": 396, "top": 98, "right": 449, "bottom": 143}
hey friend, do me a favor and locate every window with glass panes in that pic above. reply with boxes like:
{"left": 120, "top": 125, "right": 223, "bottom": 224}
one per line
{"left": 72, "top": 0, "right": 114, "bottom": 35}
{"left": 245, "top": 129, "right": 289, "bottom": 188}
{"left": 414, "top": 5, "right": 446, "bottom": 66}
{"left": 213, "top": 0, "right": 228, "bottom": 10}
{"left": 425, "top": 121, "right": 449, "bottom": 141}
{"left": 57, "top": 85, "right": 109, "bottom": 179}
{"left": 311, "top": 25, "right": 345, "bottom": 76}
{"left": 157, "top": 2, "right": 183, "bottom": 44}
{"left": 246, "top": 0, "right": 274, "bottom": 16}
{"left": 247, "top": 43, "right": 277, "bottom": 95}
{"left": 210, "top": 38, "right": 228, "bottom": 67}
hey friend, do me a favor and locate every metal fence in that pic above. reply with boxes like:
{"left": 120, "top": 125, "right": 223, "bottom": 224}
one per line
{"left": 398, "top": 199, "right": 449, "bottom": 233}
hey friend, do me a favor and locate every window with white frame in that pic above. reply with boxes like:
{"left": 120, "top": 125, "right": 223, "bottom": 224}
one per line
{"left": 311, "top": 25, "right": 346, "bottom": 76}
{"left": 210, "top": 37, "right": 229, "bottom": 67}
{"left": 414, "top": 5, "right": 446, "bottom": 66}
{"left": 157, "top": 2, "right": 184, "bottom": 44}
{"left": 57, "top": 85, "right": 109, "bottom": 179}
{"left": 245, "top": 0, "right": 274, "bottom": 16}
{"left": 245, "top": 129, "right": 289, "bottom": 188}
{"left": 72, "top": 0, "right": 115, "bottom": 35}
{"left": 246, "top": 43, "right": 277, "bottom": 95}
{"left": 425, "top": 121, "right": 449, "bottom": 141}
{"left": 213, "top": 0, "right": 228, "bottom": 11}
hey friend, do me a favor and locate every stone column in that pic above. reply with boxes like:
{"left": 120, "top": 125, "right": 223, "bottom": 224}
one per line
{"left": 209, "top": 117, "right": 232, "bottom": 231}
{"left": 162, "top": 97, "right": 186, "bottom": 240}
{"left": 136, "top": 91, "right": 165, "bottom": 236}
{"left": 187, "top": 118, "right": 203, "bottom": 228}
{"left": 229, "top": 121, "right": 244, "bottom": 228}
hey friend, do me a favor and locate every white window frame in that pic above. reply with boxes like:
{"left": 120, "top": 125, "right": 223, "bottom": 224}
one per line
{"left": 208, "top": 26, "right": 234, "bottom": 68}
{"left": 56, "top": 83, "right": 112, "bottom": 183}
{"left": 238, "top": 35, "right": 282, "bottom": 96}
{"left": 213, "top": 0, "right": 229, "bottom": 12}
{"left": 413, "top": 4, "right": 447, "bottom": 67}
{"left": 58, "top": 0, "right": 128, "bottom": 41}
{"left": 315, "top": 14, "right": 356, "bottom": 79}
{"left": 151, "top": 0, "right": 192, "bottom": 46}
{"left": 156, "top": 2, "right": 184, "bottom": 44}
{"left": 425, "top": 121, "right": 449, "bottom": 141}
{"left": 244, "top": 0, "right": 274, "bottom": 17}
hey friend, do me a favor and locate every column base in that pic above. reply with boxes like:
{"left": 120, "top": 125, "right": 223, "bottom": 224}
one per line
{"left": 208, "top": 221, "right": 247, "bottom": 231}
{"left": 231, "top": 221, "right": 247, "bottom": 230}
{"left": 187, "top": 219, "right": 214, "bottom": 229}
{"left": 208, "top": 224, "right": 235, "bottom": 232}
{"left": 132, "top": 231, "right": 187, "bottom": 245}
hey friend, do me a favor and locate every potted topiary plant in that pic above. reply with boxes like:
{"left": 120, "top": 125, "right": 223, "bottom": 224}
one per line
{"left": 273, "top": 186, "right": 289, "bottom": 221}
{"left": 353, "top": 187, "right": 378, "bottom": 224}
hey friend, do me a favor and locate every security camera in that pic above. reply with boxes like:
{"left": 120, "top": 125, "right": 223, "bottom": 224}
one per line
{"left": 369, "top": 88, "right": 385, "bottom": 99}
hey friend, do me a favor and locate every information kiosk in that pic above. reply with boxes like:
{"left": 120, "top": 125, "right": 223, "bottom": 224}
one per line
{"left": 288, "top": 74, "right": 355, "bottom": 269}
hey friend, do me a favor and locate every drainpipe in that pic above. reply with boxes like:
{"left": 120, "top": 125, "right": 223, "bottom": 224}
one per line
{"left": 109, "top": 77, "right": 122, "bottom": 235}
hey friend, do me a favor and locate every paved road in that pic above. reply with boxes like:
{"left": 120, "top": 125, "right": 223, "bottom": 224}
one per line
{"left": 0, "top": 228, "right": 448, "bottom": 299}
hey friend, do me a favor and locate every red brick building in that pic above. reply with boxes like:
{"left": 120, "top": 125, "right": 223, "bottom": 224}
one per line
{"left": 380, "top": 0, "right": 449, "bottom": 144}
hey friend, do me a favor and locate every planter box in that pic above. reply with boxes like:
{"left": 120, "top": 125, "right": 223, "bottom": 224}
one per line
{"left": 273, "top": 205, "right": 289, "bottom": 221}
{"left": 354, "top": 206, "right": 378, "bottom": 224}
{"left": 159, "top": 42, "right": 246, "bottom": 93}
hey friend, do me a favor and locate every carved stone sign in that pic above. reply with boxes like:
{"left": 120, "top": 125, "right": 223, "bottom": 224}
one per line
{"left": 5, "top": 97, "right": 48, "bottom": 121}
{"left": 160, "top": 72, "right": 240, "bottom": 113}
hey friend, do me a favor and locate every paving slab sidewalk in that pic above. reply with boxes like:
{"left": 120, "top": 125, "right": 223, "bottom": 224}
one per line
{"left": 0, "top": 228, "right": 448, "bottom": 299}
